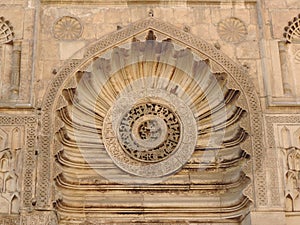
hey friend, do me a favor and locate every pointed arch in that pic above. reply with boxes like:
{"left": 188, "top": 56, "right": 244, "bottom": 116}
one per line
{"left": 281, "top": 126, "right": 292, "bottom": 148}
{"left": 0, "top": 150, "right": 10, "bottom": 173}
{"left": 0, "top": 128, "right": 8, "bottom": 150}
{"left": 11, "top": 127, "right": 21, "bottom": 150}
{"left": 293, "top": 127, "right": 300, "bottom": 148}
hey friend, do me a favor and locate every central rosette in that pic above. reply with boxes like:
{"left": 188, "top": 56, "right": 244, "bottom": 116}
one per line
{"left": 118, "top": 103, "right": 181, "bottom": 162}
{"left": 102, "top": 88, "right": 197, "bottom": 177}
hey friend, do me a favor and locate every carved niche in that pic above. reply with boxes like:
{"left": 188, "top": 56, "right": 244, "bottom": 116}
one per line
{"left": 37, "top": 18, "right": 264, "bottom": 224}
{"left": 0, "top": 16, "right": 22, "bottom": 103}
{"left": 52, "top": 31, "right": 251, "bottom": 223}
{"left": 268, "top": 14, "right": 300, "bottom": 106}
{"left": 0, "top": 126, "right": 23, "bottom": 215}
{"left": 285, "top": 147, "right": 300, "bottom": 211}
{"left": 277, "top": 124, "right": 300, "bottom": 211}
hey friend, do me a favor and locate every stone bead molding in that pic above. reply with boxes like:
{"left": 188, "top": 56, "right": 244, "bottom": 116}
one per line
{"left": 284, "top": 14, "right": 300, "bottom": 43}
{"left": 0, "top": 16, "right": 14, "bottom": 44}
{"left": 38, "top": 18, "right": 263, "bottom": 214}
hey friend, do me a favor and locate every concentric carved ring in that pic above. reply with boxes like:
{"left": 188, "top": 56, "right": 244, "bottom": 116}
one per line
{"left": 118, "top": 103, "right": 181, "bottom": 162}
{"left": 102, "top": 88, "right": 197, "bottom": 177}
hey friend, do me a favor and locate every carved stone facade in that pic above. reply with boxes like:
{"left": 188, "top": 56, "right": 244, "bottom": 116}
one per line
{"left": 0, "top": 0, "right": 299, "bottom": 224}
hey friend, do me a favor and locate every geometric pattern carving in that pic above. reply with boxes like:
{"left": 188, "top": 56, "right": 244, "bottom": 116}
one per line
{"left": 38, "top": 18, "right": 264, "bottom": 217}
{"left": 265, "top": 115, "right": 300, "bottom": 208}
{"left": 0, "top": 17, "right": 13, "bottom": 44}
{"left": 217, "top": 17, "right": 247, "bottom": 43}
{"left": 0, "top": 126, "right": 23, "bottom": 215}
{"left": 284, "top": 14, "right": 300, "bottom": 43}
{"left": 0, "top": 215, "right": 19, "bottom": 225}
{"left": 21, "top": 211, "right": 58, "bottom": 225}
{"left": 52, "top": 16, "right": 82, "bottom": 40}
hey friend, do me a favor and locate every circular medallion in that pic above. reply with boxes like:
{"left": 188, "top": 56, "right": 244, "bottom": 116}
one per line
{"left": 118, "top": 102, "right": 181, "bottom": 162}
{"left": 53, "top": 16, "right": 82, "bottom": 40}
{"left": 217, "top": 17, "right": 247, "bottom": 43}
{"left": 102, "top": 88, "right": 197, "bottom": 177}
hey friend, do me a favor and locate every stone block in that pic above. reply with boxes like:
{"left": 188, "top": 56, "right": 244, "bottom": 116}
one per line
{"left": 236, "top": 41, "right": 260, "bottom": 59}
{"left": 59, "top": 41, "right": 86, "bottom": 60}
{"left": 249, "top": 211, "right": 286, "bottom": 225}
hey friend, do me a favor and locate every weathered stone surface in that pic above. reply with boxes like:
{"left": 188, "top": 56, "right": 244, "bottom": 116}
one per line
{"left": 0, "top": 0, "right": 299, "bottom": 224}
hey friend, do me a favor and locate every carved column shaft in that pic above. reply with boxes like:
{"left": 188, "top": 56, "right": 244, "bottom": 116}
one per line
{"left": 279, "top": 42, "right": 293, "bottom": 96}
{"left": 10, "top": 41, "right": 21, "bottom": 100}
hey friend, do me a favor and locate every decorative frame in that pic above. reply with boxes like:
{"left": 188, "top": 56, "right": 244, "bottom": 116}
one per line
{"left": 37, "top": 18, "right": 265, "bottom": 210}
{"left": 0, "top": 114, "right": 36, "bottom": 210}
{"left": 265, "top": 114, "right": 300, "bottom": 208}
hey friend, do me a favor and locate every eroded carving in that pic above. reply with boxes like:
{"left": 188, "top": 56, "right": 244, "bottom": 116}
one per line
{"left": 53, "top": 16, "right": 83, "bottom": 40}
{"left": 217, "top": 17, "right": 247, "bottom": 43}
{"left": 10, "top": 41, "right": 21, "bottom": 99}
{"left": 0, "top": 18, "right": 23, "bottom": 102}
{"left": 278, "top": 42, "right": 293, "bottom": 96}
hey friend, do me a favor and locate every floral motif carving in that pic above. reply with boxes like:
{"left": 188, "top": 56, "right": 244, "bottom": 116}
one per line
{"left": 217, "top": 17, "right": 247, "bottom": 43}
{"left": 284, "top": 14, "right": 300, "bottom": 43}
{"left": 52, "top": 16, "right": 82, "bottom": 40}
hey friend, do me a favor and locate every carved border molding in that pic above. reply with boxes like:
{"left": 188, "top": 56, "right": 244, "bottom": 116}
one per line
{"left": 0, "top": 215, "right": 20, "bottom": 225}
{"left": 38, "top": 17, "right": 264, "bottom": 209}
{"left": 41, "top": 0, "right": 257, "bottom": 5}
{"left": 0, "top": 114, "right": 37, "bottom": 210}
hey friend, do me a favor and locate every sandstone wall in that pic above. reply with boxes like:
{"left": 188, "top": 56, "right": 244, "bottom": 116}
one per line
{"left": 0, "top": 0, "right": 299, "bottom": 224}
